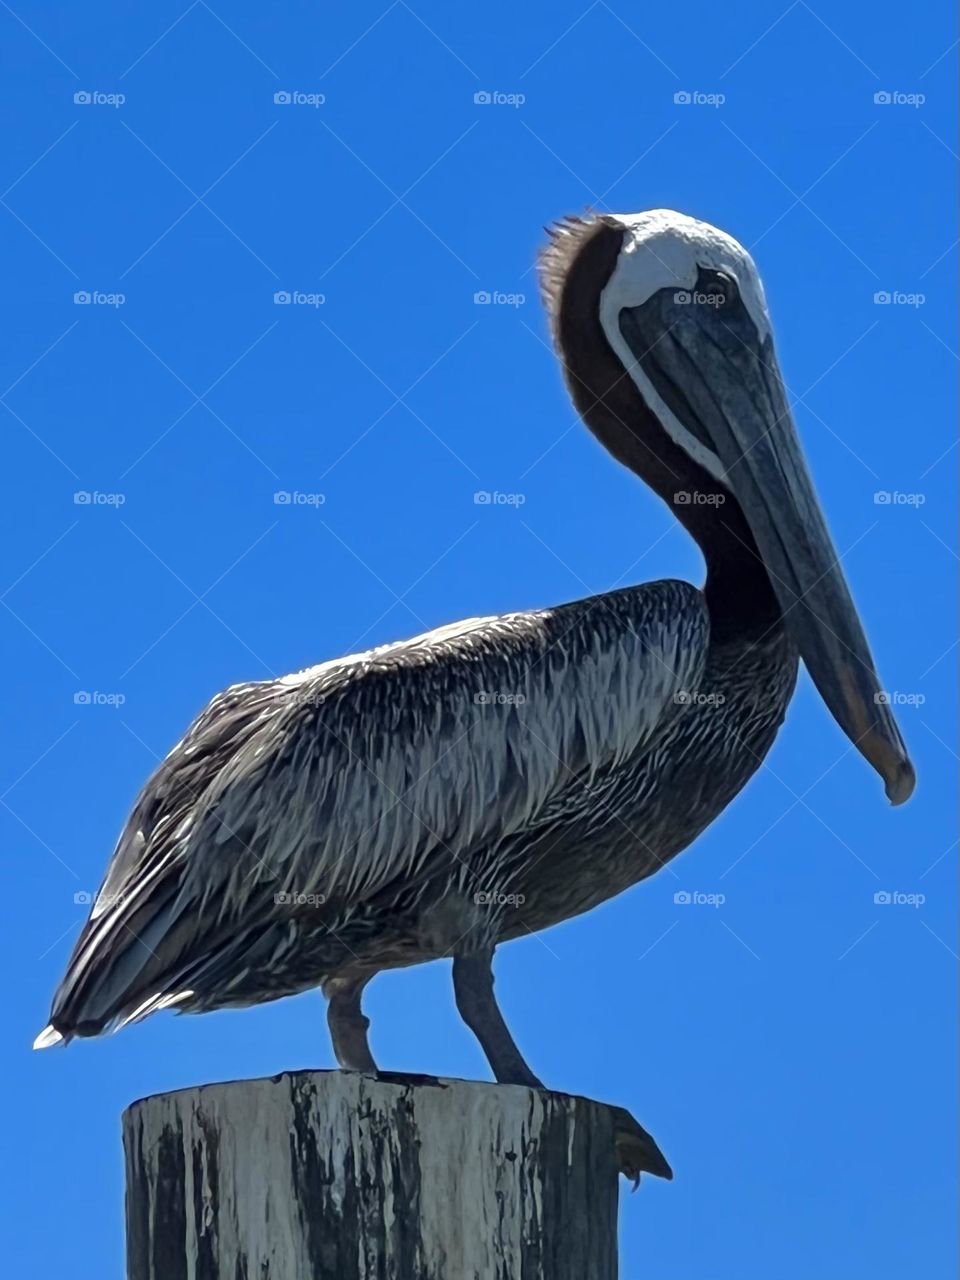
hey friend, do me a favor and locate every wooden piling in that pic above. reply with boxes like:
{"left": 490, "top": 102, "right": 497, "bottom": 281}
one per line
{"left": 123, "top": 1070, "right": 670, "bottom": 1279}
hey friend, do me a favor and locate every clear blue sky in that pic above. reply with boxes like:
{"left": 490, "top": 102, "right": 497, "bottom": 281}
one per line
{"left": 2, "top": 4, "right": 956, "bottom": 1276}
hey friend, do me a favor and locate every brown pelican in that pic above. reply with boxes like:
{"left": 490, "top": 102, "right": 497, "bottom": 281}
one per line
{"left": 35, "top": 210, "right": 914, "bottom": 1093}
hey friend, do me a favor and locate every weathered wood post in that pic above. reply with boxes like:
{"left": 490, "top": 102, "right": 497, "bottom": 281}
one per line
{"left": 123, "top": 1070, "right": 670, "bottom": 1280}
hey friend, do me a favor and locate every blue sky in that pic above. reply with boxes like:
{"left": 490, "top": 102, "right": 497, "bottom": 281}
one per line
{"left": 2, "top": 4, "right": 956, "bottom": 1276}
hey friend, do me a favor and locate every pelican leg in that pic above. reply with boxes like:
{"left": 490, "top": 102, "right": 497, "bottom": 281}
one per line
{"left": 324, "top": 977, "right": 378, "bottom": 1072}
{"left": 453, "top": 949, "right": 543, "bottom": 1089}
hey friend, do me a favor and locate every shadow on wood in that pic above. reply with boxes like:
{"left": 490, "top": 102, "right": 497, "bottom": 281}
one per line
{"left": 123, "top": 1070, "right": 670, "bottom": 1280}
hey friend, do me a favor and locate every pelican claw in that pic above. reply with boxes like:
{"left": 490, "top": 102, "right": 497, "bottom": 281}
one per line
{"left": 609, "top": 1104, "right": 673, "bottom": 1186}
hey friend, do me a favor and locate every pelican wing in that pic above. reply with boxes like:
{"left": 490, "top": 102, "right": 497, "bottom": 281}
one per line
{"left": 42, "top": 579, "right": 707, "bottom": 1039}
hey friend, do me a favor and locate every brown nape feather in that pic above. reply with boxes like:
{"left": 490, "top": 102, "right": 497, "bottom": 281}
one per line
{"left": 537, "top": 213, "right": 621, "bottom": 343}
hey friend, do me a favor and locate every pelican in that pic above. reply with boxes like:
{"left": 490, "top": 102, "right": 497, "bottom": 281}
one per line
{"left": 36, "top": 210, "right": 914, "bottom": 1094}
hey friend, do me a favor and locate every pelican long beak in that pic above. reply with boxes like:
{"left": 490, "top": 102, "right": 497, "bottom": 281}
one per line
{"left": 619, "top": 283, "right": 915, "bottom": 804}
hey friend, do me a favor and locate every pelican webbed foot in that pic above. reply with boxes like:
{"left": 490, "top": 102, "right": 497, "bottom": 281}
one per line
{"left": 608, "top": 1103, "right": 673, "bottom": 1188}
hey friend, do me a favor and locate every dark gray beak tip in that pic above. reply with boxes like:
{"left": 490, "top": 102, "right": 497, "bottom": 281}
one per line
{"left": 885, "top": 756, "right": 916, "bottom": 807}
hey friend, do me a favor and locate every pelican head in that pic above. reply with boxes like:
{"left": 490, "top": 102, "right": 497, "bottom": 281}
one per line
{"left": 541, "top": 209, "right": 915, "bottom": 805}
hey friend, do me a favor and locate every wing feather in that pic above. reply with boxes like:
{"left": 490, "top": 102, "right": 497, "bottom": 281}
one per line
{"left": 46, "top": 579, "right": 707, "bottom": 1035}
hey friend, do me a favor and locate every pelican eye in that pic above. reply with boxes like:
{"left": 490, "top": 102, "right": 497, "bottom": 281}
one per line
{"left": 706, "top": 272, "right": 736, "bottom": 307}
